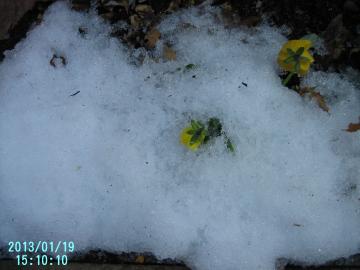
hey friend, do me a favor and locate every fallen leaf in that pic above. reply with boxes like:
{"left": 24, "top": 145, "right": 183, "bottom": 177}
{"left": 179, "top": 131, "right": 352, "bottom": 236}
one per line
{"left": 135, "top": 4, "right": 154, "bottom": 15}
{"left": 345, "top": 118, "right": 360, "bottom": 132}
{"left": 101, "top": 12, "right": 116, "bottom": 21}
{"left": 310, "top": 91, "right": 329, "bottom": 113}
{"left": 167, "top": 0, "right": 182, "bottom": 12}
{"left": 163, "top": 45, "right": 176, "bottom": 61}
{"left": 239, "top": 16, "right": 261, "bottom": 27}
{"left": 185, "top": 63, "right": 196, "bottom": 70}
{"left": 135, "top": 255, "right": 145, "bottom": 264}
{"left": 299, "top": 87, "right": 329, "bottom": 113}
{"left": 71, "top": 0, "right": 90, "bottom": 11}
{"left": 145, "top": 28, "right": 161, "bottom": 49}
{"left": 104, "top": 0, "right": 129, "bottom": 12}
{"left": 50, "top": 54, "right": 67, "bottom": 68}
{"left": 130, "top": 14, "right": 141, "bottom": 29}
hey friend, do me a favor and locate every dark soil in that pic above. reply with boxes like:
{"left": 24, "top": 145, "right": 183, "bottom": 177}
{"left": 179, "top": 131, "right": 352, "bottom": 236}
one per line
{"left": 280, "top": 253, "right": 360, "bottom": 270}
{"left": 71, "top": 249, "right": 189, "bottom": 267}
{"left": 0, "top": 247, "right": 190, "bottom": 268}
{"left": 0, "top": 1, "right": 54, "bottom": 61}
{"left": 2, "top": 0, "right": 359, "bottom": 70}
{"left": 216, "top": 0, "right": 360, "bottom": 71}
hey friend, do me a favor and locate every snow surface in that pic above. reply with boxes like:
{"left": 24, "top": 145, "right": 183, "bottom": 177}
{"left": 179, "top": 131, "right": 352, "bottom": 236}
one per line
{"left": 1, "top": 2, "right": 360, "bottom": 269}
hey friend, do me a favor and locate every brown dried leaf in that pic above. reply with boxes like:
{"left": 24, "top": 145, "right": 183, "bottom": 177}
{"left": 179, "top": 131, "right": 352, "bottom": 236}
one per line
{"left": 239, "top": 16, "right": 261, "bottom": 27}
{"left": 167, "top": 0, "right": 182, "bottom": 12}
{"left": 300, "top": 87, "right": 330, "bottom": 113}
{"left": 145, "top": 28, "right": 161, "bottom": 49}
{"left": 72, "top": 0, "right": 91, "bottom": 11}
{"left": 135, "top": 255, "right": 145, "bottom": 264}
{"left": 50, "top": 54, "right": 67, "bottom": 68}
{"left": 135, "top": 4, "right": 154, "bottom": 15}
{"left": 310, "top": 91, "right": 329, "bottom": 113}
{"left": 222, "top": 2, "right": 233, "bottom": 12}
{"left": 345, "top": 118, "right": 360, "bottom": 132}
{"left": 101, "top": 12, "right": 116, "bottom": 20}
{"left": 130, "top": 14, "right": 141, "bottom": 29}
{"left": 163, "top": 45, "right": 177, "bottom": 61}
{"left": 104, "top": 0, "right": 120, "bottom": 6}
{"left": 108, "top": 0, "right": 129, "bottom": 12}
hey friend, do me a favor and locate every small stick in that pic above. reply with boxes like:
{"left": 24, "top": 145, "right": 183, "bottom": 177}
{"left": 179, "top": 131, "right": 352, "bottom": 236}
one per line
{"left": 69, "top": 91, "right": 80, "bottom": 97}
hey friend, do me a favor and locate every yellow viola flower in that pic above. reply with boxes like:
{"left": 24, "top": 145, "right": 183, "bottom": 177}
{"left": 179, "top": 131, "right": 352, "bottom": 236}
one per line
{"left": 180, "top": 122, "right": 206, "bottom": 151}
{"left": 277, "top": 39, "right": 314, "bottom": 76}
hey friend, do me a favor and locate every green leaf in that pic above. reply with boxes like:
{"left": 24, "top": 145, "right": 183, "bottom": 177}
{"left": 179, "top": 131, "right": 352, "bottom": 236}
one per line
{"left": 190, "top": 128, "right": 204, "bottom": 145}
{"left": 295, "top": 47, "right": 304, "bottom": 56}
{"left": 185, "top": 63, "right": 196, "bottom": 70}
{"left": 186, "top": 130, "right": 195, "bottom": 135}
{"left": 294, "top": 61, "right": 300, "bottom": 74}
{"left": 225, "top": 138, "right": 235, "bottom": 152}
{"left": 286, "top": 48, "right": 296, "bottom": 56}
{"left": 207, "top": 117, "right": 222, "bottom": 138}
{"left": 283, "top": 56, "right": 295, "bottom": 64}
{"left": 196, "top": 120, "right": 204, "bottom": 129}
{"left": 190, "top": 120, "right": 198, "bottom": 129}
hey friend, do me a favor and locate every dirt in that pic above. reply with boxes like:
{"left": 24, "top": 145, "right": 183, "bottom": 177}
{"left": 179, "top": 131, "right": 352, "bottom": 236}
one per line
{"left": 218, "top": 0, "right": 360, "bottom": 71}
{"left": 70, "top": 249, "right": 188, "bottom": 267}
{"left": 0, "top": 1, "right": 55, "bottom": 61}
{"left": 1, "top": 0, "right": 359, "bottom": 70}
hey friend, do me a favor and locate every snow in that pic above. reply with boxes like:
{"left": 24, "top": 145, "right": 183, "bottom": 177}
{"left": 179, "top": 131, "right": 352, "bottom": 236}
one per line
{"left": 1, "top": 1, "right": 360, "bottom": 269}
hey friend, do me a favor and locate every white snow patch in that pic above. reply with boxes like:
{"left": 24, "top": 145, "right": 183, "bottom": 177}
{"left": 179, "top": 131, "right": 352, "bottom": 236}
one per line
{"left": 0, "top": 2, "right": 360, "bottom": 270}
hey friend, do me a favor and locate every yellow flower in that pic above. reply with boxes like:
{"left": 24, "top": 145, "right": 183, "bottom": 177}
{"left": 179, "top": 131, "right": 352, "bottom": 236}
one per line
{"left": 277, "top": 39, "right": 314, "bottom": 76}
{"left": 180, "top": 126, "right": 206, "bottom": 151}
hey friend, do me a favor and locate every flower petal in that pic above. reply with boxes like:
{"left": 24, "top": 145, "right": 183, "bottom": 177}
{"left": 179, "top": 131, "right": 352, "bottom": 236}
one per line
{"left": 180, "top": 127, "right": 204, "bottom": 151}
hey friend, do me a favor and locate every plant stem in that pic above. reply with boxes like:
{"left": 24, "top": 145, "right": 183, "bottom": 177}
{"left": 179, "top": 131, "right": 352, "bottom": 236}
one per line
{"left": 282, "top": 72, "right": 294, "bottom": 86}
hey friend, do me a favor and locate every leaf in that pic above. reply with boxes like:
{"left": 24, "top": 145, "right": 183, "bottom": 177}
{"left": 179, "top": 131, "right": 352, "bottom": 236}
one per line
{"left": 295, "top": 46, "right": 305, "bottom": 56}
{"left": 135, "top": 255, "right": 145, "bottom": 264}
{"left": 163, "top": 45, "right": 176, "bottom": 61}
{"left": 225, "top": 137, "right": 235, "bottom": 152}
{"left": 299, "top": 87, "right": 330, "bottom": 113}
{"left": 345, "top": 119, "right": 360, "bottom": 132}
{"left": 185, "top": 63, "right": 196, "bottom": 70}
{"left": 145, "top": 28, "right": 161, "bottom": 49}
{"left": 283, "top": 56, "right": 295, "bottom": 64}
{"left": 287, "top": 48, "right": 296, "bottom": 57}
{"left": 186, "top": 130, "right": 195, "bottom": 135}
{"left": 190, "top": 129, "right": 204, "bottom": 145}
{"left": 130, "top": 14, "right": 141, "bottom": 29}
{"left": 135, "top": 4, "right": 153, "bottom": 14}
{"left": 190, "top": 120, "right": 198, "bottom": 129}
{"left": 311, "top": 91, "right": 329, "bottom": 113}
{"left": 207, "top": 118, "right": 222, "bottom": 137}
{"left": 294, "top": 62, "right": 300, "bottom": 74}
{"left": 307, "top": 87, "right": 329, "bottom": 113}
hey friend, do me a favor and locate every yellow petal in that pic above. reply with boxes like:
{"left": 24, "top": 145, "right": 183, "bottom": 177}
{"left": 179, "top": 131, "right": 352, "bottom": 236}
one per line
{"left": 180, "top": 127, "right": 205, "bottom": 151}
{"left": 284, "top": 40, "right": 312, "bottom": 51}
{"left": 298, "top": 50, "right": 314, "bottom": 75}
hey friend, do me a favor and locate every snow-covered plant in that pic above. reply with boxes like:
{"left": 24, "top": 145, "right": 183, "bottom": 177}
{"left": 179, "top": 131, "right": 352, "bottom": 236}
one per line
{"left": 278, "top": 39, "right": 314, "bottom": 86}
{"left": 180, "top": 118, "right": 235, "bottom": 152}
